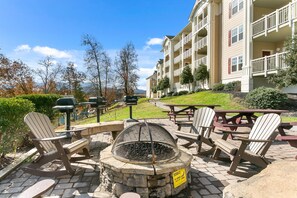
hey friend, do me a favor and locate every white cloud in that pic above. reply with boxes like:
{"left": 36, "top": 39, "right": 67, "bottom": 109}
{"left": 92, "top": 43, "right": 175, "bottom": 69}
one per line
{"left": 144, "top": 37, "right": 163, "bottom": 50}
{"left": 14, "top": 44, "right": 31, "bottom": 52}
{"left": 32, "top": 46, "right": 72, "bottom": 59}
{"left": 146, "top": 38, "right": 163, "bottom": 46}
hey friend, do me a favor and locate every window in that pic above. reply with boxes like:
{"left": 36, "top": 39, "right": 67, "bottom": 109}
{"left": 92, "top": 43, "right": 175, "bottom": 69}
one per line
{"left": 232, "top": 57, "right": 237, "bottom": 72}
{"left": 232, "top": 0, "right": 238, "bottom": 15}
{"left": 238, "top": 25, "right": 243, "bottom": 41}
{"left": 230, "top": 25, "right": 243, "bottom": 45}
{"left": 238, "top": 56, "right": 243, "bottom": 70}
{"left": 231, "top": 55, "right": 243, "bottom": 72}
{"left": 232, "top": 0, "right": 243, "bottom": 15}
{"left": 232, "top": 28, "right": 238, "bottom": 44}
{"left": 239, "top": 0, "right": 244, "bottom": 11}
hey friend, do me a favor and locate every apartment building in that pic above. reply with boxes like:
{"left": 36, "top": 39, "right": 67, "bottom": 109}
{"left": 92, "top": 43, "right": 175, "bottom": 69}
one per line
{"left": 153, "top": 0, "right": 297, "bottom": 96}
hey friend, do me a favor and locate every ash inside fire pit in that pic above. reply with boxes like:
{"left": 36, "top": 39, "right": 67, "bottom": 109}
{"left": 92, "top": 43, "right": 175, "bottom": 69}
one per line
{"left": 113, "top": 142, "right": 177, "bottom": 163}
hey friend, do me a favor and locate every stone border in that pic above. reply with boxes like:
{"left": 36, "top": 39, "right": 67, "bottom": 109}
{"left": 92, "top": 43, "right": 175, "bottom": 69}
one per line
{"left": 0, "top": 148, "right": 37, "bottom": 180}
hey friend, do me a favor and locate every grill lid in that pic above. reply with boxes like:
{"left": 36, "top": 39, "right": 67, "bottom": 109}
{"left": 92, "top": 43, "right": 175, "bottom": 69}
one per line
{"left": 111, "top": 122, "right": 179, "bottom": 164}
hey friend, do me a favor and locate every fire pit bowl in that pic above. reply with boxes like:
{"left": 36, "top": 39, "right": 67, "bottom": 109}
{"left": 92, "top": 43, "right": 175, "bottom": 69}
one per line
{"left": 99, "top": 122, "right": 193, "bottom": 198}
{"left": 112, "top": 122, "right": 179, "bottom": 164}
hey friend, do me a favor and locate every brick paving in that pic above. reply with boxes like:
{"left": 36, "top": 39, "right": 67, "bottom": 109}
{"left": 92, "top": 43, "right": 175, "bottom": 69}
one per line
{"left": 0, "top": 118, "right": 296, "bottom": 198}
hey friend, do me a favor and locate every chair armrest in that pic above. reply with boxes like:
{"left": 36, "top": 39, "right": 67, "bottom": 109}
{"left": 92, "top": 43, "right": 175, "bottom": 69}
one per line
{"left": 199, "top": 126, "right": 212, "bottom": 129}
{"left": 222, "top": 123, "right": 253, "bottom": 128}
{"left": 217, "top": 129, "right": 250, "bottom": 135}
{"left": 233, "top": 137, "right": 271, "bottom": 143}
{"left": 32, "top": 135, "right": 68, "bottom": 142}
{"left": 58, "top": 128, "right": 86, "bottom": 134}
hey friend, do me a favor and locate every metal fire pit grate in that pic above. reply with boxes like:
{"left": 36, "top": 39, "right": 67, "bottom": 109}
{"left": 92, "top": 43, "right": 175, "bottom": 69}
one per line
{"left": 112, "top": 122, "right": 179, "bottom": 164}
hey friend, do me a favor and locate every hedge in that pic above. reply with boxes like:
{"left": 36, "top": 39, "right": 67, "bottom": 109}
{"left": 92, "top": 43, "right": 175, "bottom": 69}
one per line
{"left": 0, "top": 98, "right": 35, "bottom": 156}
{"left": 17, "top": 94, "right": 61, "bottom": 120}
{"left": 245, "top": 87, "right": 288, "bottom": 109}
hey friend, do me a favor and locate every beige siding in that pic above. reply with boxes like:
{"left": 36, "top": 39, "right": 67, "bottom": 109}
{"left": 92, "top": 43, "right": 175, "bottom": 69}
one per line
{"left": 221, "top": 0, "right": 245, "bottom": 82}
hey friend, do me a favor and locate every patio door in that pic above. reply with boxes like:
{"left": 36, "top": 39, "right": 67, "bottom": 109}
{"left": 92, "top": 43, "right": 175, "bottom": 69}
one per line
{"left": 262, "top": 50, "right": 272, "bottom": 71}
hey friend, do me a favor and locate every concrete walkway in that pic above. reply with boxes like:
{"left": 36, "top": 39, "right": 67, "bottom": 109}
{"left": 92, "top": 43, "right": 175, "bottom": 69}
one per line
{"left": 0, "top": 118, "right": 296, "bottom": 198}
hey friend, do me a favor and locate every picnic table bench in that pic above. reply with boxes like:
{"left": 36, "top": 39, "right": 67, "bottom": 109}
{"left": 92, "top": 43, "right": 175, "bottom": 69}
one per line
{"left": 213, "top": 109, "right": 288, "bottom": 131}
{"left": 164, "top": 104, "right": 220, "bottom": 123}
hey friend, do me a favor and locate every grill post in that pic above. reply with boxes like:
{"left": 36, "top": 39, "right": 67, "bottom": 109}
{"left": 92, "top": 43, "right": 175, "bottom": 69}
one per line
{"left": 123, "top": 96, "right": 138, "bottom": 122}
{"left": 53, "top": 96, "right": 77, "bottom": 135}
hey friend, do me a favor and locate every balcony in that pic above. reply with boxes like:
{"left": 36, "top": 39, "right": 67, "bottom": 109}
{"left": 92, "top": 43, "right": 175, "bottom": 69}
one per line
{"left": 174, "top": 68, "right": 181, "bottom": 76}
{"left": 251, "top": 52, "right": 288, "bottom": 76}
{"left": 195, "top": 37, "right": 207, "bottom": 51}
{"left": 183, "top": 48, "right": 192, "bottom": 59}
{"left": 174, "top": 55, "right": 181, "bottom": 64}
{"left": 252, "top": 2, "right": 297, "bottom": 38}
{"left": 194, "top": 17, "right": 208, "bottom": 33}
{"left": 165, "top": 60, "right": 170, "bottom": 68}
{"left": 183, "top": 33, "right": 192, "bottom": 45}
{"left": 195, "top": 56, "right": 207, "bottom": 67}
{"left": 174, "top": 41, "right": 181, "bottom": 51}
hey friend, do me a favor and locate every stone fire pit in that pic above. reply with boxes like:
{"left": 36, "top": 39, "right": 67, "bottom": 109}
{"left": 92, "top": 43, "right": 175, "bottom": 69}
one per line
{"left": 99, "top": 122, "right": 193, "bottom": 198}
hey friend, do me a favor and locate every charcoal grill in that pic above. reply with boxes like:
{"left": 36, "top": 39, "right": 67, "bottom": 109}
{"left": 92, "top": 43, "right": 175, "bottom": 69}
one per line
{"left": 123, "top": 96, "right": 138, "bottom": 122}
{"left": 112, "top": 122, "right": 179, "bottom": 165}
{"left": 53, "top": 97, "right": 77, "bottom": 130}
{"left": 89, "top": 96, "right": 107, "bottom": 123}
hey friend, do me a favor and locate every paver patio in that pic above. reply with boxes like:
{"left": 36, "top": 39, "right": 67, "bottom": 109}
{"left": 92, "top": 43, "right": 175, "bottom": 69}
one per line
{"left": 0, "top": 118, "right": 296, "bottom": 198}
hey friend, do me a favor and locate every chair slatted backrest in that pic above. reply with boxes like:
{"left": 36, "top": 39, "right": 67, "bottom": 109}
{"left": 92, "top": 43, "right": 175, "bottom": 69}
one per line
{"left": 24, "top": 112, "right": 57, "bottom": 153}
{"left": 248, "top": 113, "right": 281, "bottom": 154}
{"left": 192, "top": 107, "right": 215, "bottom": 137}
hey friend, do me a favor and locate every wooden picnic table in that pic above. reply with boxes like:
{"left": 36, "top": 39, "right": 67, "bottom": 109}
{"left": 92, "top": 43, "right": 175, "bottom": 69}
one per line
{"left": 164, "top": 104, "right": 220, "bottom": 123}
{"left": 214, "top": 109, "right": 289, "bottom": 131}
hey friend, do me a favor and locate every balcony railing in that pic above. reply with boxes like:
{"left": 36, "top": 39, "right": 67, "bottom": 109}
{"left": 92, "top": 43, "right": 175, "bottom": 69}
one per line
{"left": 183, "top": 48, "right": 192, "bottom": 59}
{"left": 165, "top": 60, "right": 170, "bottom": 68}
{"left": 195, "top": 37, "right": 207, "bottom": 51}
{"left": 251, "top": 52, "right": 288, "bottom": 76}
{"left": 252, "top": 1, "right": 297, "bottom": 37}
{"left": 183, "top": 33, "right": 192, "bottom": 45}
{"left": 174, "top": 55, "right": 181, "bottom": 64}
{"left": 174, "top": 41, "right": 181, "bottom": 51}
{"left": 194, "top": 17, "right": 208, "bottom": 33}
{"left": 195, "top": 56, "right": 207, "bottom": 67}
{"left": 174, "top": 68, "right": 181, "bottom": 76}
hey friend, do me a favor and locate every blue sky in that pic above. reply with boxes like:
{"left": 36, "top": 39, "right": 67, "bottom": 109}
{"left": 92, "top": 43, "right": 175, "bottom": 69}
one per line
{"left": 0, "top": 0, "right": 195, "bottom": 90}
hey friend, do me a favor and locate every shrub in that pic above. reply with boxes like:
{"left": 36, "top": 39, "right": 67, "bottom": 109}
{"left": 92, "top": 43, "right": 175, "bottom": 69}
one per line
{"left": 178, "top": 90, "right": 189, "bottom": 95}
{"left": 160, "top": 95, "right": 166, "bottom": 98}
{"left": 245, "top": 87, "right": 288, "bottom": 109}
{"left": 172, "top": 92, "right": 179, "bottom": 96}
{"left": 167, "top": 91, "right": 174, "bottom": 96}
{"left": 224, "top": 81, "right": 241, "bottom": 92}
{"left": 0, "top": 98, "right": 35, "bottom": 156}
{"left": 196, "top": 88, "right": 207, "bottom": 92}
{"left": 17, "top": 94, "right": 61, "bottom": 120}
{"left": 212, "top": 83, "right": 225, "bottom": 91}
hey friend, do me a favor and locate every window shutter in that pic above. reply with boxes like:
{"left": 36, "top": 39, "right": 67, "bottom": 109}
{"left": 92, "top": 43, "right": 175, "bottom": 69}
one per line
{"left": 229, "top": 2, "right": 232, "bottom": 18}
{"left": 228, "top": 58, "right": 231, "bottom": 74}
{"left": 228, "top": 30, "right": 231, "bottom": 46}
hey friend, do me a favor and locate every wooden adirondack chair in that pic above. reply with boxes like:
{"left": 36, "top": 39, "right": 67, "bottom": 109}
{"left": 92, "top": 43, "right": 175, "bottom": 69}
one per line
{"left": 174, "top": 107, "right": 218, "bottom": 154}
{"left": 24, "top": 112, "right": 92, "bottom": 177}
{"left": 213, "top": 113, "right": 281, "bottom": 177}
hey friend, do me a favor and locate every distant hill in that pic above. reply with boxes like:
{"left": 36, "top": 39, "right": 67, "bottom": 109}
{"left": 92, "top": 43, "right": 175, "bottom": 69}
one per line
{"left": 135, "top": 89, "right": 146, "bottom": 94}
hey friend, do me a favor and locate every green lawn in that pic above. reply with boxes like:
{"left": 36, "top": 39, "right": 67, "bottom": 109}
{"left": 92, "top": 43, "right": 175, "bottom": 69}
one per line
{"left": 160, "top": 91, "right": 245, "bottom": 110}
{"left": 74, "top": 98, "right": 167, "bottom": 125}
{"left": 72, "top": 91, "right": 297, "bottom": 125}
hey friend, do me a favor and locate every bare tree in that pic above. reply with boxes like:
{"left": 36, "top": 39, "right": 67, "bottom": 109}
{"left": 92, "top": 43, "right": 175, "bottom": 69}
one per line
{"left": 61, "top": 62, "right": 86, "bottom": 97}
{"left": 101, "top": 52, "right": 112, "bottom": 98}
{"left": 82, "top": 34, "right": 104, "bottom": 97}
{"left": 114, "top": 42, "right": 139, "bottom": 95}
{"left": 34, "top": 56, "right": 62, "bottom": 94}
